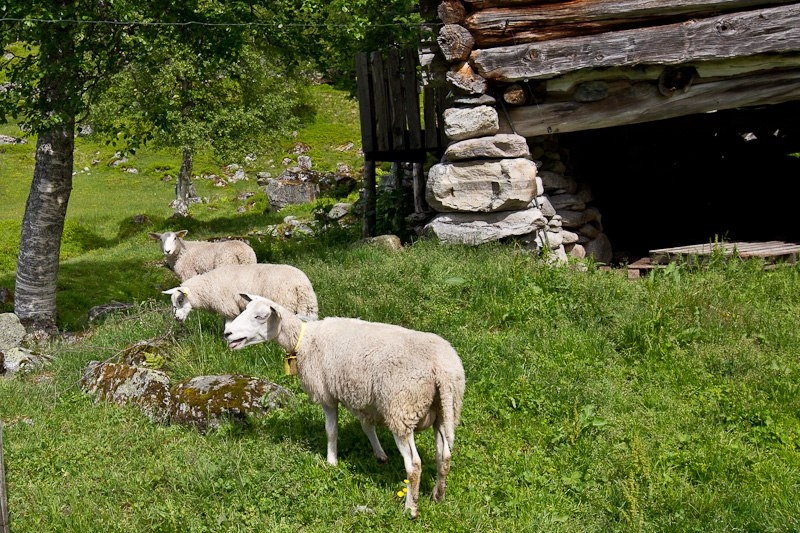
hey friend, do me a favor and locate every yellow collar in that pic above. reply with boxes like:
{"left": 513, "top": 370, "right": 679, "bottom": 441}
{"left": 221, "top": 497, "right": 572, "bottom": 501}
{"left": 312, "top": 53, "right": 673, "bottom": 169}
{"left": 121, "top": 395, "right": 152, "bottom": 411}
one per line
{"left": 284, "top": 322, "right": 306, "bottom": 376}
{"left": 293, "top": 322, "right": 306, "bottom": 353}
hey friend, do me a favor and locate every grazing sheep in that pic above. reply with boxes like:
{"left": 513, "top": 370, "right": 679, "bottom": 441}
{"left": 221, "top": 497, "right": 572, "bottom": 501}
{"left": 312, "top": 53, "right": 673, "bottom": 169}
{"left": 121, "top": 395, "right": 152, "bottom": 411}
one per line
{"left": 149, "top": 230, "right": 257, "bottom": 282}
{"left": 163, "top": 264, "right": 318, "bottom": 323}
{"left": 224, "top": 294, "right": 465, "bottom": 519}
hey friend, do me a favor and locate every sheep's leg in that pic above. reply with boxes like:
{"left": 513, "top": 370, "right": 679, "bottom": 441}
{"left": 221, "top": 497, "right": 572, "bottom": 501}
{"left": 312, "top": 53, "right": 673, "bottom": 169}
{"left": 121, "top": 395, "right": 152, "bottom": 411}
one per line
{"left": 360, "top": 420, "right": 388, "bottom": 463}
{"left": 393, "top": 432, "right": 422, "bottom": 519}
{"left": 432, "top": 421, "right": 451, "bottom": 502}
{"left": 322, "top": 403, "right": 339, "bottom": 466}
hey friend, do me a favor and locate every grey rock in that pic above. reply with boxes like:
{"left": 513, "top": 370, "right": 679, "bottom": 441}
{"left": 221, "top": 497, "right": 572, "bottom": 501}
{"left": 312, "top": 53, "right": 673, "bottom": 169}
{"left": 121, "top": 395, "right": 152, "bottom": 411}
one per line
{"left": 584, "top": 233, "right": 613, "bottom": 264}
{"left": 0, "top": 313, "right": 26, "bottom": 351}
{"left": 1, "top": 346, "right": 52, "bottom": 375}
{"left": 558, "top": 207, "right": 602, "bottom": 229}
{"left": 265, "top": 176, "right": 319, "bottom": 210}
{"left": 443, "top": 105, "right": 498, "bottom": 141}
{"left": 538, "top": 170, "right": 577, "bottom": 194}
{"left": 442, "top": 133, "right": 530, "bottom": 162}
{"left": 358, "top": 234, "right": 403, "bottom": 251}
{"left": 426, "top": 158, "right": 538, "bottom": 213}
{"left": 169, "top": 374, "right": 293, "bottom": 433}
{"left": 451, "top": 94, "right": 496, "bottom": 107}
{"left": 327, "top": 203, "right": 353, "bottom": 220}
{"left": 424, "top": 208, "right": 547, "bottom": 245}
{"left": 80, "top": 361, "right": 172, "bottom": 424}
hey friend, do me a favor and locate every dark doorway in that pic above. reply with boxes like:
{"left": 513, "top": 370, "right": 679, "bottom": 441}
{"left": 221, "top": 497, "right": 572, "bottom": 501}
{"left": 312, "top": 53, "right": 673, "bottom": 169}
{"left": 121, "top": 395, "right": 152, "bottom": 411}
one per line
{"left": 561, "top": 101, "right": 800, "bottom": 263}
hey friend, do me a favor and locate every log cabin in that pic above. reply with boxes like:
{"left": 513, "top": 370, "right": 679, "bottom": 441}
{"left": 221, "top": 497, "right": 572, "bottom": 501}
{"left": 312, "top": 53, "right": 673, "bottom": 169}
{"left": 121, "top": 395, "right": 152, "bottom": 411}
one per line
{"left": 358, "top": 0, "right": 800, "bottom": 263}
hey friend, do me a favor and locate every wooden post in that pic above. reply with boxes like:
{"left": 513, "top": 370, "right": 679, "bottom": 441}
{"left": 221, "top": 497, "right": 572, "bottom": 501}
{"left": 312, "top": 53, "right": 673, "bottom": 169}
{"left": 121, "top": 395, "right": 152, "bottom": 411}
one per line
{"left": 413, "top": 161, "right": 426, "bottom": 213}
{"left": 0, "top": 420, "right": 9, "bottom": 533}
{"left": 363, "top": 160, "right": 376, "bottom": 238}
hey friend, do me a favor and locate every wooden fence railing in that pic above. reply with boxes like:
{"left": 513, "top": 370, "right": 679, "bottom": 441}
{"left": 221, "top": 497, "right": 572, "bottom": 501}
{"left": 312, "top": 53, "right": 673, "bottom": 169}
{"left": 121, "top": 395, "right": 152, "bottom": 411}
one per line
{"left": 355, "top": 49, "right": 448, "bottom": 237}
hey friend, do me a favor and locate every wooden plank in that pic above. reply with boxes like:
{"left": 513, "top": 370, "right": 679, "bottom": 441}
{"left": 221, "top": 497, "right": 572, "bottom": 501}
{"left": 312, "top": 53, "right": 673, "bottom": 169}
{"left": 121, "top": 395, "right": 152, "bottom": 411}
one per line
{"left": 503, "top": 68, "right": 800, "bottom": 136}
{"left": 362, "top": 160, "right": 376, "bottom": 238}
{"left": 649, "top": 241, "right": 800, "bottom": 264}
{"left": 369, "top": 51, "right": 391, "bottom": 152}
{"left": 470, "top": 4, "right": 800, "bottom": 82}
{"left": 385, "top": 49, "right": 406, "bottom": 151}
{"left": 0, "top": 420, "right": 9, "bottom": 533}
{"left": 436, "top": 86, "right": 449, "bottom": 147}
{"left": 402, "top": 52, "right": 423, "bottom": 150}
{"left": 355, "top": 53, "right": 376, "bottom": 154}
{"left": 423, "top": 86, "right": 440, "bottom": 150}
{"left": 541, "top": 54, "right": 800, "bottom": 95}
{"left": 464, "top": 0, "right": 798, "bottom": 46}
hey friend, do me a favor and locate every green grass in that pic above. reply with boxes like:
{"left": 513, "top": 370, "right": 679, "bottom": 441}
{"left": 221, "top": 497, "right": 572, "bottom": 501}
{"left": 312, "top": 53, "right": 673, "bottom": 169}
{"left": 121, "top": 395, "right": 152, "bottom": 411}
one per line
{"left": 2, "top": 86, "right": 800, "bottom": 532}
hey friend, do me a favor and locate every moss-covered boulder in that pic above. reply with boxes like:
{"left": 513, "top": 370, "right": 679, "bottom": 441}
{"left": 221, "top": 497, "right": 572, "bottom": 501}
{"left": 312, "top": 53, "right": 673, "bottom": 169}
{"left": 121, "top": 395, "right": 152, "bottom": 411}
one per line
{"left": 80, "top": 361, "right": 172, "bottom": 423}
{"left": 169, "top": 374, "right": 293, "bottom": 432}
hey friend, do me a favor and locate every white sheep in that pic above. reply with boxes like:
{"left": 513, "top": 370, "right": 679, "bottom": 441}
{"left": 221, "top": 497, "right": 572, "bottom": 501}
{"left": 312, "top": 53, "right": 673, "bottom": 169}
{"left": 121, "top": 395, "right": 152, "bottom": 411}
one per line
{"left": 224, "top": 294, "right": 466, "bottom": 519}
{"left": 149, "top": 230, "right": 257, "bottom": 282}
{"left": 163, "top": 264, "right": 319, "bottom": 323}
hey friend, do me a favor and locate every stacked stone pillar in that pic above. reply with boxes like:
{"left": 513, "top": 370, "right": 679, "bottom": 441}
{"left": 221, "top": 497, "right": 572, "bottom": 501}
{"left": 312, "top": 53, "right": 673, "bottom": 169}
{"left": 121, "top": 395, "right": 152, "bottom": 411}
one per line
{"left": 419, "top": 0, "right": 613, "bottom": 263}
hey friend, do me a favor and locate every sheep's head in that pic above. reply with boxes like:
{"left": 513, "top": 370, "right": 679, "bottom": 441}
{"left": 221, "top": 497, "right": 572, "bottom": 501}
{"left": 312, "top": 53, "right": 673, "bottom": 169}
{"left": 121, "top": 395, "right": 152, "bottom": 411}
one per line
{"left": 149, "top": 230, "right": 188, "bottom": 258}
{"left": 224, "top": 294, "right": 281, "bottom": 350}
{"left": 163, "top": 287, "right": 192, "bottom": 322}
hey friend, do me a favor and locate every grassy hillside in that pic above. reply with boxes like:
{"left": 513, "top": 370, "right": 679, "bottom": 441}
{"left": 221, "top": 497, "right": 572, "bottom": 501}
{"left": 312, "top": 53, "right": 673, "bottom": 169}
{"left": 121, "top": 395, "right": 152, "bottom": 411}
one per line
{"left": 2, "top": 86, "right": 800, "bottom": 532}
{"left": 0, "top": 84, "right": 364, "bottom": 328}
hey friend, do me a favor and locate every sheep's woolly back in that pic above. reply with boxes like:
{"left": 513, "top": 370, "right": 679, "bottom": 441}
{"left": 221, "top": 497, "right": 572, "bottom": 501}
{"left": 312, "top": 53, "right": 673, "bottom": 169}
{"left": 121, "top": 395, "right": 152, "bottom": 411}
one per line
{"left": 171, "top": 239, "right": 257, "bottom": 282}
{"left": 181, "top": 264, "right": 318, "bottom": 319}
{"left": 268, "top": 304, "right": 465, "bottom": 440}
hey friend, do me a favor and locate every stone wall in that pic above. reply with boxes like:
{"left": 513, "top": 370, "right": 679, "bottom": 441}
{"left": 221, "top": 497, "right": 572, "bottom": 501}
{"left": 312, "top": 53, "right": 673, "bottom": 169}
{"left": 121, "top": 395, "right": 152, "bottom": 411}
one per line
{"left": 420, "top": 90, "right": 612, "bottom": 263}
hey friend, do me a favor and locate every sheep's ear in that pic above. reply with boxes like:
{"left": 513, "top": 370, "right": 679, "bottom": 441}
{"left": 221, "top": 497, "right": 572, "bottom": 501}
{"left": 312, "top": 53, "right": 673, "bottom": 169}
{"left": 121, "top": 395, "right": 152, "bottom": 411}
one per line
{"left": 267, "top": 306, "right": 281, "bottom": 332}
{"left": 148, "top": 232, "right": 161, "bottom": 240}
{"left": 240, "top": 293, "right": 262, "bottom": 303}
{"left": 176, "top": 230, "right": 188, "bottom": 238}
{"left": 163, "top": 288, "right": 180, "bottom": 296}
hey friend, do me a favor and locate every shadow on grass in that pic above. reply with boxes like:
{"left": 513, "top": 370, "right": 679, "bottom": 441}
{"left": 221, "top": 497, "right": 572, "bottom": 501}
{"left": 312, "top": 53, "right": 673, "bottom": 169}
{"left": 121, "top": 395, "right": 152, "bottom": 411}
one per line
{"left": 55, "top": 257, "right": 177, "bottom": 331}
{"left": 253, "top": 403, "right": 438, "bottom": 495}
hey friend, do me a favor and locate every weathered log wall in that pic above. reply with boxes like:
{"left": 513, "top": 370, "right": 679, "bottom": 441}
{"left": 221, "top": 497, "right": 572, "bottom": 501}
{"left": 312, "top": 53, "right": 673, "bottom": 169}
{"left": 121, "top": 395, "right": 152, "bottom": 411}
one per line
{"left": 427, "top": 0, "right": 800, "bottom": 135}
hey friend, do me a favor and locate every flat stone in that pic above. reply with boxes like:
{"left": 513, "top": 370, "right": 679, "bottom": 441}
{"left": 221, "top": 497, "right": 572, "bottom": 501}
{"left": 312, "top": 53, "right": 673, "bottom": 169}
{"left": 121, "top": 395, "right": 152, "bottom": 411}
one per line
{"left": 442, "top": 133, "right": 530, "bottom": 162}
{"left": 424, "top": 208, "right": 547, "bottom": 245}
{"left": 426, "top": 158, "right": 538, "bottom": 213}
{"left": 443, "top": 105, "right": 498, "bottom": 141}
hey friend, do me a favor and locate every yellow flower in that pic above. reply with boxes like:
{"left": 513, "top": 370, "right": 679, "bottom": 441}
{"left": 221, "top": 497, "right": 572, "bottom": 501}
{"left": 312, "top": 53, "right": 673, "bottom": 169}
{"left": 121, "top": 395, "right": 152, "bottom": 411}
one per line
{"left": 403, "top": 479, "right": 409, "bottom": 484}
{"left": 396, "top": 490, "right": 405, "bottom": 498}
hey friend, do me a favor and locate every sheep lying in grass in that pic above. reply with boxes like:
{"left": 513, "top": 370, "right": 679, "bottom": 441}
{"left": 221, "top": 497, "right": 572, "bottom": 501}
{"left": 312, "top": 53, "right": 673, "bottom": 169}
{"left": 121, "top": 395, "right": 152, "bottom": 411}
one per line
{"left": 149, "top": 230, "right": 257, "bottom": 282}
{"left": 224, "top": 294, "right": 466, "bottom": 519}
{"left": 163, "top": 264, "right": 319, "bottom": 323}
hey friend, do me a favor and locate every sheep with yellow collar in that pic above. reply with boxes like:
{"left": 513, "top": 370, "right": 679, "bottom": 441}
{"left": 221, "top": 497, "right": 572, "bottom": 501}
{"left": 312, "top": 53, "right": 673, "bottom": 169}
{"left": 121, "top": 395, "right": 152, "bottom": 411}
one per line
{"left": 224, "top": 294, "right": 466, "bottom": 519}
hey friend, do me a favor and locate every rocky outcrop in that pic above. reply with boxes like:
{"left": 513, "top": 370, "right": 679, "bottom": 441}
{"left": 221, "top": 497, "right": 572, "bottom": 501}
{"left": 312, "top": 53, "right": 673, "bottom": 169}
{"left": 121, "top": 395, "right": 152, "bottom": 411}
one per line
{"left": 80, "top": 361, "right": 172, "bottom": 424}
{"left": 80, "top": 335, "right": 294, "bottom": 432}
{"left": 170, "top": 375, "right": 292, "bottom": 432}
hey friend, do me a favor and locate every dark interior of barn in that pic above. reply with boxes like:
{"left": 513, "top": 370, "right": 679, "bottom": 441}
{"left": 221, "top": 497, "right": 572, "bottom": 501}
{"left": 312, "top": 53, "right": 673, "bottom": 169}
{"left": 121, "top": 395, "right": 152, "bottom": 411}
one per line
{"left": 561, "top": 101, "right": 800, "bottom": 264}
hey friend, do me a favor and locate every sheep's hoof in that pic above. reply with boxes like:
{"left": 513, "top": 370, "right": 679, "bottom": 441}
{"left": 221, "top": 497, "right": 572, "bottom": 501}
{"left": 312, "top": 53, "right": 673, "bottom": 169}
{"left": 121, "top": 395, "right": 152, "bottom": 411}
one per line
{"left": 403, "top": 507, "right": 419, "bottom": 520}
{"left": 376, "top": 454, "right": 388, "bottom": 464}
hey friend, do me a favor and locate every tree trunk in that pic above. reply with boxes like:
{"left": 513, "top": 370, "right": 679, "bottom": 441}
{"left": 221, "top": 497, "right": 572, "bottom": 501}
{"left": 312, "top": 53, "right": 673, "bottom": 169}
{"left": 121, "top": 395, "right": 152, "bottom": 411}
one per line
{"left": 173, "top": 147, "right": 193, "bottom": 217}
{"left": 14, "top": 16, "right": 77, "bottom": 335}
{"left": 14, "top": 124, "right": 75, "bottom": 334}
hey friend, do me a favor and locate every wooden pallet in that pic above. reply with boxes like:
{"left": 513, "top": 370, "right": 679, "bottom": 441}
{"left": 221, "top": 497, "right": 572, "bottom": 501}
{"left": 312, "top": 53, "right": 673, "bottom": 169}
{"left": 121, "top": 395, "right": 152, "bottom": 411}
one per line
{"left": 625, "top": 241, "right": 800, "bottom": 279}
